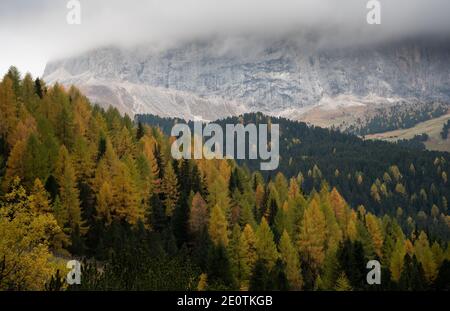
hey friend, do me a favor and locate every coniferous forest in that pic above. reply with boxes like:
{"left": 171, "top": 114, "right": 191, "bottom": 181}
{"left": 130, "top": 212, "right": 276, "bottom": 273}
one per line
{"left": 342, "top": 102, "right": 449, "bottom": 136}
{"left": 1, "top": 67, "right": 450, "bottom": 291}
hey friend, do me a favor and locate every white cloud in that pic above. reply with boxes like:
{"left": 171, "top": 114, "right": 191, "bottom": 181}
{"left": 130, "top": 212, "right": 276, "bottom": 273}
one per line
{"left": 1, "top": 0, "right": 450, "bottom": 77}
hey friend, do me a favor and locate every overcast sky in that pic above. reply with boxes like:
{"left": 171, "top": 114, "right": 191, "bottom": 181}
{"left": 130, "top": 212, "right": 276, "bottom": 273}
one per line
{"left": 1, "top": 0, "right": 450, "bottom": 77}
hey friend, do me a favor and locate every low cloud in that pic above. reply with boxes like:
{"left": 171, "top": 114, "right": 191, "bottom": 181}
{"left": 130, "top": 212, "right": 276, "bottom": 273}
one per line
{"left": 1, "top": 0, "right": 450, "bottom": 76}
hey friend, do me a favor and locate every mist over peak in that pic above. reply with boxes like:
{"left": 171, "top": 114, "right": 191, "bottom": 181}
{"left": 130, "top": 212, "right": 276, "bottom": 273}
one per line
{"left": 2, "top": 0, "right": 450, "bottom": 77}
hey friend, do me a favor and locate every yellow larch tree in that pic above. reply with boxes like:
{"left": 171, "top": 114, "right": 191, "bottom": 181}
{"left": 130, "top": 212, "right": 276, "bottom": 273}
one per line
{"left": 0, "top": 178, "right": 63, "bottom": 290}
{"left": 298, "top": 197, "right": 327, "bottom": 269}
{"left": 414, "top": 231, "right": 438, "bottom": 283}
{"left": 208, "top": 204, "right": 229, "bottom": 247}
{"left": 365, "top": 213, "right": 384, "bottom": 258}
{"left": 238, "top": 224, "right": 257, "bottom": 289}
{"left": 279, "top": 230, "right": 303, "bottom": 290}
{"left": 255, "top": 217, "right": 279, "bottom": 271}
{"left": 161, "top": 160, "right": 179, "bottom": 217}
{"left": 54, "top": 145, "right": 85, "bottom": 234}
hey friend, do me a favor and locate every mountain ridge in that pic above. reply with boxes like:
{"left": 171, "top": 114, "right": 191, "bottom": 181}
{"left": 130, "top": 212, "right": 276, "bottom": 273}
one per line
{"left": 43, "top": 38, "right": 450, "bottom": 120}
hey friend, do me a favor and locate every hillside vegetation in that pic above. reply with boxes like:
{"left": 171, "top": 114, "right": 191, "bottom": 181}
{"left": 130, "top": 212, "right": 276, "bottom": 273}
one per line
{"left": 0, "top": 67, "right": 449, "bottom": 291}
{"left": 366, "top": 113, "right": 450, "bottom": 152}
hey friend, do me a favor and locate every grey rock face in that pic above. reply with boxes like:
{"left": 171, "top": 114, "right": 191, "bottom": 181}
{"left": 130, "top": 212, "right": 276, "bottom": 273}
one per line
{"left": 43, "top": 38, "right": 450, "bottom": 119}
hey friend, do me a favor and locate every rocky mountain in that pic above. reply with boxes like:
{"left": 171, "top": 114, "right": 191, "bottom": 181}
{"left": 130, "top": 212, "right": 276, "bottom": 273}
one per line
{"left": 43, "top": 38, "right": 450, "bottom": 121}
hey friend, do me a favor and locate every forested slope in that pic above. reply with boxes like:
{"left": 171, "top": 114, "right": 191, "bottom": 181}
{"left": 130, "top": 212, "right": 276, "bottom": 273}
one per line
{"left": 0, "top": 67, "right": 449, "bottom": 291}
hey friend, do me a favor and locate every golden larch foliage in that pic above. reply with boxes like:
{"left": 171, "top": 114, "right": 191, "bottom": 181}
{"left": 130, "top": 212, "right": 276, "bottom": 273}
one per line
{"left": 208, "top": 204, "right": 229, "bottom": 247}
{"left": 365, "top": 213, "right": 384, "bottom": 258}
{"left": 279, "top": 230, "right": 303, "bottom": 290}
{"left": 255, "top": 217, "right": 279, "bottom": 270}
{"left": 238, "top": 224, "right": 257, "bottom": 289}
{"left": 298, "top": 198, "right": 327, "bottom": 268}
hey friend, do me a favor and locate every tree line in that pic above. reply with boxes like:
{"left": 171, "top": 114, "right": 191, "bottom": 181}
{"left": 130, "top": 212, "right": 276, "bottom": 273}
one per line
{"left": 0, "top": 67, "right": 449, "bottom": 291}
{"left": 342, "top": 102, "right": 448, "bottom": 136}
{"left": 137, "top": 113, "right": 450, "bottom": 242}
